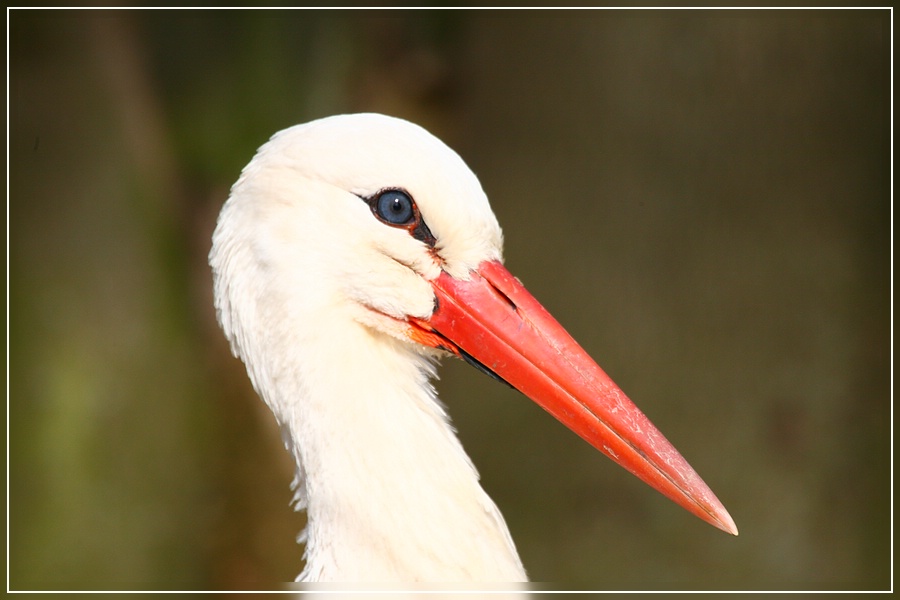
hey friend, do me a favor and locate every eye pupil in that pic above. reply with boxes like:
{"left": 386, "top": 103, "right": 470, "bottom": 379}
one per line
{"left": 375, "top": 190, "right": 414, "bottom": 225}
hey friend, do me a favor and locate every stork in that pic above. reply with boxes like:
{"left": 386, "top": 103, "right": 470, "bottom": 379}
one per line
{"left": 209, "top": 113, "right": 737, "bottom": 583}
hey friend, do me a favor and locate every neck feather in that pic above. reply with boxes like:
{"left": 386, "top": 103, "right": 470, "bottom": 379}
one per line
{"left": 260, "top": 316, "right": 527, "bottom": 583}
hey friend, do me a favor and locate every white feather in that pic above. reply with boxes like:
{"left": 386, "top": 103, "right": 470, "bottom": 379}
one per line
{"left": 210, "top": 114, "right": 525, "bottom": 582}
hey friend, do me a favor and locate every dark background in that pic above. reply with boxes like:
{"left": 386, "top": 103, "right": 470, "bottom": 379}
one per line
{"left": 9, "top": 8, "right": 890, "bottom": 591}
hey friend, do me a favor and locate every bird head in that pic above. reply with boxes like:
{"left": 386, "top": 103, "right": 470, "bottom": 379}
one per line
{"left": 210, "top": 113, "right": 737, "bottom": 537}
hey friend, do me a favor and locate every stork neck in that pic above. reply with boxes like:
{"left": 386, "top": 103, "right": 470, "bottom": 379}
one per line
{"left": 272, "top": 319, "right": 526, "bottom": 582}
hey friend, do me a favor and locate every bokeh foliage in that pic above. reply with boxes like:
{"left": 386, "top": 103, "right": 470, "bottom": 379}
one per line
{"left": 9, "top": 9, "right": 890, "bottom": 590}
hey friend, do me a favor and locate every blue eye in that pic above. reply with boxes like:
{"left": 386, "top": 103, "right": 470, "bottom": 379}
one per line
{"left": 364, "top": 188, "right": 436, "bottom": 247}
{"left": 375, "top": 190, "right": 415, "bottom": 225}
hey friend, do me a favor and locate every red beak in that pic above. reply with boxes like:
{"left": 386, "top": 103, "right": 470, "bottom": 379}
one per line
{"left": 410, "top": 259, "right": 737, "bottom": 536}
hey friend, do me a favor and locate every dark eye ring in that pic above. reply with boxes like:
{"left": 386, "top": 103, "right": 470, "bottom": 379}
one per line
{"left": 364, "top": 188, "right": 436, "bottom": 247}
{"left": 374, "top": 190, "right": 415, "bottom": 225}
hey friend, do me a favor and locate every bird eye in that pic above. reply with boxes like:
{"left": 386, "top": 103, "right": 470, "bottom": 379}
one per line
{"left": 375, "top": 190, "right": 415, "bottom": 225}
{"left": 364, "top": 188, "right": 437, "bottom": 247}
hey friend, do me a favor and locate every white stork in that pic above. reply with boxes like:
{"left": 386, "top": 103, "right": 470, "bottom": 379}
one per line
{"left": 209, "top": 113, "right": 737, "bottom": 583}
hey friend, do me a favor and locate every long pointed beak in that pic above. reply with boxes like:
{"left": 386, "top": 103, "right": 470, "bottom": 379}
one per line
{"left": 410, "top": 259, "right": 737, "bottom": 536}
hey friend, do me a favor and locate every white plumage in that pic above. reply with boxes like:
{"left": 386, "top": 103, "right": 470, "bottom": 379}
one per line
{"left": 209, "top": 113, "right": 735, "bottom": 583}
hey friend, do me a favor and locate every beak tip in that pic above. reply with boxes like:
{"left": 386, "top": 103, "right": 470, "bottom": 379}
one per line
{"left": 723, "top": 515, "right": 739, "bottom": 537}
{"left": 709, "top": 504, "right": 739, "bottom": 536}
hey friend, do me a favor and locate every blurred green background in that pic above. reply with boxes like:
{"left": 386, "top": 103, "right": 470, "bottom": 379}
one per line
{"left": 9, "top": 8, "right": 889, "bottom": 591}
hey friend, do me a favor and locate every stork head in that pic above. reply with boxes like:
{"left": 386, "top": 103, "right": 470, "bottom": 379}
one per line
{"left": 212, "top": 114, "right": 502, "bottom": 355}
{"left": 210, "top": 113, "right": 737, "bottom": 537}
